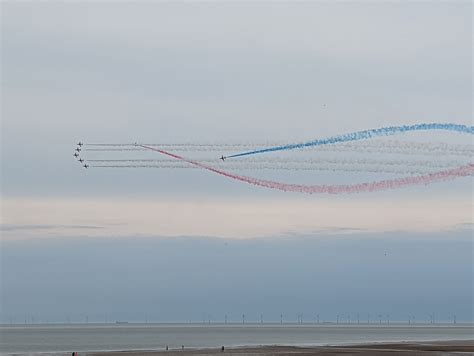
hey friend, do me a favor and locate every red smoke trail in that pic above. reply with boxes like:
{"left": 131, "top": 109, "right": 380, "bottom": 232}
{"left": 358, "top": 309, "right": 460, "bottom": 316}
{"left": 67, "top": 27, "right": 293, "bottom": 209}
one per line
{"left": 139, "top": 145, "right": 473, "bottom": 195}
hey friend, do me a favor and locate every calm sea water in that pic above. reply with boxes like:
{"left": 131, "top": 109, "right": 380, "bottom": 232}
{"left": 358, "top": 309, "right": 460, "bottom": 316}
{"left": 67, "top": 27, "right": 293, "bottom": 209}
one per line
{"left": 1, "top": 324, "right": 473, "bottom": 354}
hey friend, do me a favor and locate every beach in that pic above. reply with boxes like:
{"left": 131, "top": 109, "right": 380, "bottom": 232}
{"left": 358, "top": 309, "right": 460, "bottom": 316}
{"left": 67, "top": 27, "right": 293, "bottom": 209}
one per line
{"left": 3, "top": 324, "right": 474, "bottom": 355}
{"left": 88, "top": 341, "right": 474, "bottom": 356}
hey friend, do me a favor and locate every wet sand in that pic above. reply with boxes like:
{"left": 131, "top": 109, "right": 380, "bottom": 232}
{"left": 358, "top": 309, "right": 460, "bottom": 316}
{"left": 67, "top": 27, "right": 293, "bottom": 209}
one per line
{"left": 88, "top": 340, "right": 474, "bottom": 356}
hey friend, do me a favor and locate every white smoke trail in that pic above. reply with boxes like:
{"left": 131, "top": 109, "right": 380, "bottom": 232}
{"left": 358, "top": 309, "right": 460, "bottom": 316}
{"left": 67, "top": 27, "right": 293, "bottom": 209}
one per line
{"left": 84, "top": 141, "right": 473, "bottom": 157}
{"left": 90, "top": 163, "right": 463, "bottom": 175}
{"left": 87, "top": 157, "right": 468, "bottom": 168}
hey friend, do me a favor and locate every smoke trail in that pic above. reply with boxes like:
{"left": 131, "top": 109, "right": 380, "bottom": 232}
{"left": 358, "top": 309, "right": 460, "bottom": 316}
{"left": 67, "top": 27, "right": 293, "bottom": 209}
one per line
{"left": 88, "top": 158, "right": 467, "bottom": 169}
{"left": 85, "top": 140, "right": 473, "bottom": 151}
{"left": 305, "top": 141, "right": 473, "bottom": 157}
{"left": 226, "top": 123, "right": 473, "bottom": 158}
{"left": 242, "top": 165, "right": 474, "bottom": 194}
{"left": 84, "top": 141, "right": 474, "bottom": 157}
{"left": 90, "top": 164, "right": 458, "bottom": 175}
{"left": 138, "top": 145, "right": 473, "bottom": 194}
{"left": 311, "top": 145, "right": 472, "bottom": 157}
{"left": 84, "top": 148, "right": 147, "bottom": 151}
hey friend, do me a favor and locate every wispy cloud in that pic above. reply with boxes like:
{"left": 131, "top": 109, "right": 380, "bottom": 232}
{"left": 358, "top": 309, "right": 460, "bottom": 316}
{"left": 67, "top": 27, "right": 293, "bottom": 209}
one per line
{"left": 453, "top": 222, "right": 474, "bottom": 230}
{"left": 2, "top": 197, "right": 472, "bottom": 241}
{"left": 0, "top": 224, "right": 103, "bottom": 232}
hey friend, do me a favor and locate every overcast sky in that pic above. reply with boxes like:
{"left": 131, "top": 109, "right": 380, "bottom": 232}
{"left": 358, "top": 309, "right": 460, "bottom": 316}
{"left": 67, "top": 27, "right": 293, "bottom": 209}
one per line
{"left": 1, "top": 2, "right": 472, "bottom": 322}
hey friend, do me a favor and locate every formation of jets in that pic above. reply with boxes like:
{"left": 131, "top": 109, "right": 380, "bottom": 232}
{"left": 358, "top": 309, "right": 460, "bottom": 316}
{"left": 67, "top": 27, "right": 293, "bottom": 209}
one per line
{"left": 74, "top": 140, "right": 226, "bottom": 167}
{"left": 74, "top": 142, "right": 88, "bottom": 168}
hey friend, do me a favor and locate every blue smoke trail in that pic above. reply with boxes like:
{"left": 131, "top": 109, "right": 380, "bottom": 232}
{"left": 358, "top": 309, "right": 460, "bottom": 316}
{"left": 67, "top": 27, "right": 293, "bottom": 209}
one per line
{"left": 226, "top": 123, "right": 474, "bottom": 159}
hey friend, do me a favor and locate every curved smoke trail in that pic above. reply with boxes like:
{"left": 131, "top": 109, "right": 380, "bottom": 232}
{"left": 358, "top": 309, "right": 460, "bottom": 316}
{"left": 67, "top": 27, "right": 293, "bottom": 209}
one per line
{"left": 226, "top": 123, "right": 474, "bottom": 159}
{"left": 138, "top": 145, "right": 473, "bottom": 195}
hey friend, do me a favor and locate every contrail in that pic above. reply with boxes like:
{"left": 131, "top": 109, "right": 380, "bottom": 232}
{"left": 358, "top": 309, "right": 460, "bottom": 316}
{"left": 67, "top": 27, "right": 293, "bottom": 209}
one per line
{"left": 137, "top": 145, "right": 473, "bottom": 194}
{"left": 225, "top": 123, "right": 473, "bottom": 159}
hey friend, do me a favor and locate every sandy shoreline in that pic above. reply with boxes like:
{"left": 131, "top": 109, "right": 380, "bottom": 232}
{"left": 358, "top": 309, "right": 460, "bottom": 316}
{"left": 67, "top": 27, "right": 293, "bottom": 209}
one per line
{"left": 86, "top": 340, "right": 474, "bottom": 356}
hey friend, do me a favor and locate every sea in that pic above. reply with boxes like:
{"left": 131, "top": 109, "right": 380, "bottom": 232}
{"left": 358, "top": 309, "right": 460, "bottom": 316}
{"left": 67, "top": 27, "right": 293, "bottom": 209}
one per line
{"left": 1, "top": 323, "right": 473, "bottom": 354}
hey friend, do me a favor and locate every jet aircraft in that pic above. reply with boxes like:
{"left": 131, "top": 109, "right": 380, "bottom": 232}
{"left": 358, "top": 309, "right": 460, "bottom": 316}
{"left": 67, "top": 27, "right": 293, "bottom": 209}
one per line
{"left": 220, "top": 155, "right": 226, "bottom": 161}
{"left": 83, "top": 164, "right": 89, "bottom": 169}
{"left": 73, "top": 152, "right": 79, "bottom": 158}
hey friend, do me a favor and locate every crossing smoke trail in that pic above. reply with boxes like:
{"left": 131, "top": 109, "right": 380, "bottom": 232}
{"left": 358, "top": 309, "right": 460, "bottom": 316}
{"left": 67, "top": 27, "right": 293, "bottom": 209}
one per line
{"left": 225, "top": 123, "right": 474, "bottom": 158}
{"left": 137, "top": 145, "right": 474, "bottom": 194}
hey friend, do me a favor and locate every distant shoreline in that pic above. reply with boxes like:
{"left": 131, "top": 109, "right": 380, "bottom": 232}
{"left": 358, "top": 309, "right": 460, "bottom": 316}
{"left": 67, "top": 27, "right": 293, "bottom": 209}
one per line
{"left": 86, "top": 340, "right": 474, "bottom": 356}
{"left": 2, "top": 322, "right": 474, "bottom": 326}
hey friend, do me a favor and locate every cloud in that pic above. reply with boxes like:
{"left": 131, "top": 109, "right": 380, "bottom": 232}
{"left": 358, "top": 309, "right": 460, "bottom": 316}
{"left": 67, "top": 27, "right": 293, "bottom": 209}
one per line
{"left": 453, "top": 222, "right": 474, "bottom": 230}
{"left": 1, "top": 197, "right": 472, "bottom": 241}
{"left": 0, "top": 224, "right": 103, "bottom": 232}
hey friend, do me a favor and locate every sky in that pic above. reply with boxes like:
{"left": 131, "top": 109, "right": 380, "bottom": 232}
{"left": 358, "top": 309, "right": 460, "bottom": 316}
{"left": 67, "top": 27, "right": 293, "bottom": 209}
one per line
{"left": 1, "top": 1, "right": 472, "bottom": 323}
